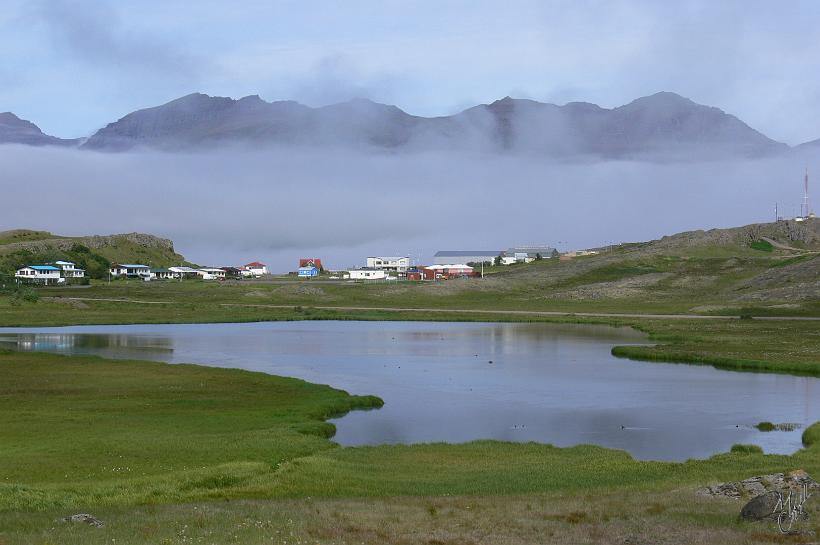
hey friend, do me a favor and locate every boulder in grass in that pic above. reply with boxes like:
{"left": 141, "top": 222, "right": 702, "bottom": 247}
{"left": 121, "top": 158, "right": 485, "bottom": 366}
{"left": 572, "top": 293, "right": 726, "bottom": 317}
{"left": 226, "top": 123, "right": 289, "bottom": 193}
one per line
{"left": 740, "top": 491, "right": 781, "bottom": 521}
{"left": 59, "top": 513, "right": 104, "bottom": 528}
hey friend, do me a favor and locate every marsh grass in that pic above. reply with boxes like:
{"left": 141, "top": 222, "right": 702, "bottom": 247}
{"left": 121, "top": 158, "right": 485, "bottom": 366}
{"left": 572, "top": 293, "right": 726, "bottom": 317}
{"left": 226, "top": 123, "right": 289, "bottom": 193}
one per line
{"left": 803, "top": 422, "right": 820, "bottom": 447}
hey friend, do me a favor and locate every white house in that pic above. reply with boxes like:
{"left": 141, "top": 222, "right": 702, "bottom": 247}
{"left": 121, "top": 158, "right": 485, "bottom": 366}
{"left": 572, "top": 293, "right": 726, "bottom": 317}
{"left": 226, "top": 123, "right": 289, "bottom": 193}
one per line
{"left": 500, "top": 246, "right": 556, "bottom": 265}
{"left": 15, "top": 265, "right": 63, "bottom": 284}
{"left": 365, "top": 256, "right": 410, "bottom": 272}
{"left": 150, "top": 268, "right": 179, "bottom": 280}
{"left": 198, "top": 268, "right": 226, "bottom": 280}
{"left": 241, "top": 262, "right": 268, "bottom": 277}
{"left": 109, "top": 264, "right": 151, "bottom": 278}
{"left": 348, "top": 268, "right": 387, "bottom": 281}
{"left": 53, "top": 260, "right": 86, "bottom": 279}
{"left": 169, "top": 266, "right": 203, "bottom": 279}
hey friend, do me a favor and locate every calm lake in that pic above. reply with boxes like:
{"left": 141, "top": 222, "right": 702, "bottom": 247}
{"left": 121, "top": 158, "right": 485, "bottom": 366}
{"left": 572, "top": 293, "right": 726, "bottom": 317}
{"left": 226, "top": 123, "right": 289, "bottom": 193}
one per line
{"left": 0, "top": 321, "right": 817, "bottom": 461}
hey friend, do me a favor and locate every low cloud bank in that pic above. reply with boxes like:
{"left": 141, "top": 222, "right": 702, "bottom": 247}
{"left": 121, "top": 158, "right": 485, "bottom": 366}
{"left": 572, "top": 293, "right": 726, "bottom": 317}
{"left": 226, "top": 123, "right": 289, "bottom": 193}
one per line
{"left": 1, "top": 146, "right": 815, "bottom": 271}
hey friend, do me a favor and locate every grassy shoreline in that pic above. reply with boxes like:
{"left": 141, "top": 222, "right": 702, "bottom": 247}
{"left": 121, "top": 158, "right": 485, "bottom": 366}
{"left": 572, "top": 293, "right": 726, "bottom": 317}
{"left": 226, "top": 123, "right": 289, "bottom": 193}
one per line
{"left": 0, "top": 349, "right": 818, "bottom": 543}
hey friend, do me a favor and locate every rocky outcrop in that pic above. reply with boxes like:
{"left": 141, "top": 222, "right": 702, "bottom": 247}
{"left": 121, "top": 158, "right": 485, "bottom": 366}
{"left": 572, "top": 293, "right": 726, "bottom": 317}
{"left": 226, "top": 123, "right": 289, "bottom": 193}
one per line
{"left": 650, "top": 220, "right": 820, "bottom": 253}
{"left": 696, "top": 470, "right": 819, "bottom": 500}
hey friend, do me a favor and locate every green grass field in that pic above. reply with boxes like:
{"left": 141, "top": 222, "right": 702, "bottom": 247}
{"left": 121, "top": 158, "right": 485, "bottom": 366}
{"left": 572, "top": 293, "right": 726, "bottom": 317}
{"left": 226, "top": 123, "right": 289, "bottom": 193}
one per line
{"left": 0, "top": 351, "right": 817, "bottom": 544}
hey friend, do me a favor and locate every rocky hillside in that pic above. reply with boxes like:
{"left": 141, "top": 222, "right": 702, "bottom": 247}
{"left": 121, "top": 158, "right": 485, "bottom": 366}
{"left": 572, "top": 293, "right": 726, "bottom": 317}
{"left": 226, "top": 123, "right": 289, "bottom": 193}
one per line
{"left": 485, "top": 219, "right": 820, "bottom": 312}
{"left": 0, "top": 230, "right": 186, "bottom": 278}
{"left": 637, "top": 218, "right": 820, "bottom": 254}
{"left": 79, "top": 91, "right": 787, "bottom": 159}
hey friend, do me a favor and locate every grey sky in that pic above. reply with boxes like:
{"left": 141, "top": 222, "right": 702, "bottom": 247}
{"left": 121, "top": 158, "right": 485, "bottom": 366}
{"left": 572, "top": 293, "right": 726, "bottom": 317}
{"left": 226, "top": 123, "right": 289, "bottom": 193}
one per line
{"left": 2, "top": 0, "right": 820, "bottom": 144}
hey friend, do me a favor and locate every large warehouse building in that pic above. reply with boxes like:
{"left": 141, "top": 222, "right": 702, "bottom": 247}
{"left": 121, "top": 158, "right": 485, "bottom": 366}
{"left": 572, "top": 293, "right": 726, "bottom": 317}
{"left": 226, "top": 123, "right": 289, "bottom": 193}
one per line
{"left": 433, "top": 250, "right": 500, "bottom": 265}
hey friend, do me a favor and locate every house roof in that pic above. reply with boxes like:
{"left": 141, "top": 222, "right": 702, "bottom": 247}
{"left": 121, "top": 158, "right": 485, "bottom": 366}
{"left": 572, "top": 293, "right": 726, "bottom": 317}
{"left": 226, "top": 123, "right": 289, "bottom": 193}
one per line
{"left": 116, "top": 264, "right": 150, "bottom": 268}
{"left": 298, "top": 266, "right": 318, "bottom": 271}
{"left": 245, "top": 262, "right": 266, "bottom": 267}
{"left": 425, "top": 264, "right": 473, "bottom": 270}
{"left": 54, "top": 260, "right": 75, "bottom": 265}
{"left": 28, "top": 265, "right": 60, "bottom": 271}
{"left": 150, "top": 268, "right": 172, "bottom": 273}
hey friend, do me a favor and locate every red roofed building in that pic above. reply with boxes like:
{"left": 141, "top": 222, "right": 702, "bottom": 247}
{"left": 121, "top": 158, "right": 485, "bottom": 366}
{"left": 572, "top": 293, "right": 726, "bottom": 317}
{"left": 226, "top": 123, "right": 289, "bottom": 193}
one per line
{"left": 299, "top": 258, "right": 323, "bottom": 270}
{"left": 240, "top": 262, "right": 268, "bottom": 277}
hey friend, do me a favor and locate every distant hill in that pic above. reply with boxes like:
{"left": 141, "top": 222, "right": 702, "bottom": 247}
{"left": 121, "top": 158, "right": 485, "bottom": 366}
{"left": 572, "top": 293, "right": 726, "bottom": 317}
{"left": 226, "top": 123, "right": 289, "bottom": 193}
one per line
{"left": 75, "top": 91, "right": 788, "bottom": 159}
{"left": 0, "top": 113, "right": 79, "bottom": 147}
{"left": 0, "top": 230, "right": 187, "bottom": 278}
{"left": 485, "top": 218, "right": 820, "bottom": 310}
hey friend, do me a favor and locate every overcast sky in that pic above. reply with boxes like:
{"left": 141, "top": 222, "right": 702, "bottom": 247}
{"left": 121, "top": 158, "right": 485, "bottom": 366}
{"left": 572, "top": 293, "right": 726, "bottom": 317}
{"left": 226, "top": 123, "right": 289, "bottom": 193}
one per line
{"left": 2, "top": 0, "right": 820, "bottom": 145}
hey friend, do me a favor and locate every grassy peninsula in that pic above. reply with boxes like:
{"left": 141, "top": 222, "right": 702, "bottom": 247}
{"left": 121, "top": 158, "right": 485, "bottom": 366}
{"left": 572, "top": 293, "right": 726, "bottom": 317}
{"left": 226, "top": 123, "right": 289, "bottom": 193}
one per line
{"left": 0, "top": 351, "right": 818, "bottom": 544}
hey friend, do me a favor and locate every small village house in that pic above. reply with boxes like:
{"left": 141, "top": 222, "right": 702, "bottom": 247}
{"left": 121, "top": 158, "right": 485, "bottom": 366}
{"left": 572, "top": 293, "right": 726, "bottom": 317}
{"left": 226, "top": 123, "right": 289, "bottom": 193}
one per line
{"left": 299, "top": 258, "right": 323, "bottom": 270}
{"left": 298, "top": 265, "right": 319, "bottom": 278}
{"left": 149, "top": 268, "right": 178, "bottom": 280}
{"left": 169, "top": 266, "right": 202, "bottom": 279}
{"left": 221, "top": 267, "right": 242, "bottom": 278}
{"left": 240, "top": 262, "right": 268, "bottom": 277}
{"left": 15, "top": 265, "right": 63, "bottom": 284}
{"left": 198, "top": 268, "right": 227, "bottom": 280}
{"left": 366, "top": 256, "right": 410, "bottom": 272}
{"left": 53, "top": 260, "right": 85, "bottom": 279}
{"left": 109, "top": 264, "right": 151, "bottom": 278}
{"left": 500, "top": 246, "right": 557, "bottom": 265}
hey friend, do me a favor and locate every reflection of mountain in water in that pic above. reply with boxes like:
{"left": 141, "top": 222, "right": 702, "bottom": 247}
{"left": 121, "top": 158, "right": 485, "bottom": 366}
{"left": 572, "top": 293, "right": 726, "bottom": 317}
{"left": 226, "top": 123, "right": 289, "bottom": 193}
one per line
{"left": 0, "top": 333, "right": 173, "bottom": 359}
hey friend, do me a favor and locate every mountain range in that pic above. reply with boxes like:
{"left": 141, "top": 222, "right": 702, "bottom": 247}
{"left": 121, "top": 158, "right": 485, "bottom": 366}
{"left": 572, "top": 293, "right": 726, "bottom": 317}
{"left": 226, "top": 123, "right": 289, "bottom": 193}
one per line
{"left": 0, "top": 92, "right": 811, "bottom": 159}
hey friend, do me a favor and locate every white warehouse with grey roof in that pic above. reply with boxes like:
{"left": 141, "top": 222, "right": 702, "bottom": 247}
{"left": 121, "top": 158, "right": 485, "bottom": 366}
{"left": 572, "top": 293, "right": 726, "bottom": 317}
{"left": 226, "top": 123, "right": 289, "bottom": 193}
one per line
{"left": 433, "top": 250, "right": 500, "bottom": 265}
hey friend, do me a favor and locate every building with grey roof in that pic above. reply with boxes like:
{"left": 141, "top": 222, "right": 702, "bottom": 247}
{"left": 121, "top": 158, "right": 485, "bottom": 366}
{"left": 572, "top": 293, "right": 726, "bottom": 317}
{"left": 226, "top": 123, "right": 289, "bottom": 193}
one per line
{"left": 433, "top": 250, "right": 500, "bottom": 265}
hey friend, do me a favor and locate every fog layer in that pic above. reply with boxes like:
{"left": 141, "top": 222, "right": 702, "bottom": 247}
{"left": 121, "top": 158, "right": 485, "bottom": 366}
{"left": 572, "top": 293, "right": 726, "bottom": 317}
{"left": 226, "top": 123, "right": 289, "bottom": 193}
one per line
{"left": 1, "top": 146, "right": 815, "bottom": 271}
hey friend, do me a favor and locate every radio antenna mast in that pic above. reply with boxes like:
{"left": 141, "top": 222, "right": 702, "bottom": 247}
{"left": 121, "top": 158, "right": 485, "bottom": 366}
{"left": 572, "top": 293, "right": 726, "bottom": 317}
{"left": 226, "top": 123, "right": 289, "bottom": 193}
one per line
{"left": 802, "top": 167, "right": 811, "bottom": 219}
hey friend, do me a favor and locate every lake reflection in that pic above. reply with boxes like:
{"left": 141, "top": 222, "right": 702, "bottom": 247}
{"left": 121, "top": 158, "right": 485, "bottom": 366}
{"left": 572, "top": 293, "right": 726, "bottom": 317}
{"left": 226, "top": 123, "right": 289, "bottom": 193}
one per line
{"left": 0, "top": 321, "right": 816, "bottom": 461}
